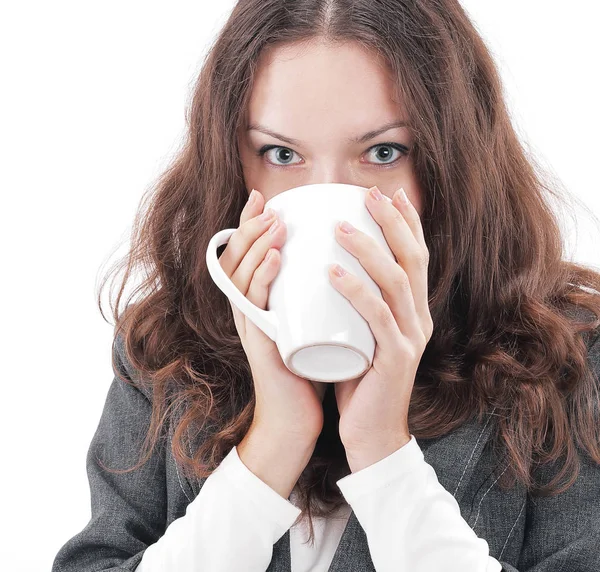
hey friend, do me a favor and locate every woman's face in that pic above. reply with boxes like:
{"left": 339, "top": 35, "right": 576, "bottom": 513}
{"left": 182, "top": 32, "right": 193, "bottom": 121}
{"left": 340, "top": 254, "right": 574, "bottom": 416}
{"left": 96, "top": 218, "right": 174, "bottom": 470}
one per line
{"left": 237, "top": 39, "right": 423, "bottom": 216}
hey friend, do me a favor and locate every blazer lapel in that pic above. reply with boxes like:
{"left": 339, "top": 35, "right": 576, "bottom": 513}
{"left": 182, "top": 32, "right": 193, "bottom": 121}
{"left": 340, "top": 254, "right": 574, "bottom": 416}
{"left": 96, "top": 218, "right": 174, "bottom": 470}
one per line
{"left": 274, "top": 408, "right": 498, "bottom": 572}
{"left": 420, "top": 407, "right": 498, "bottom": 505}
{"left": 267, "top": 529, "right": 292, "bottom": 572}
{"left": 183, "top": 403, "right": 497, "bottom": 571}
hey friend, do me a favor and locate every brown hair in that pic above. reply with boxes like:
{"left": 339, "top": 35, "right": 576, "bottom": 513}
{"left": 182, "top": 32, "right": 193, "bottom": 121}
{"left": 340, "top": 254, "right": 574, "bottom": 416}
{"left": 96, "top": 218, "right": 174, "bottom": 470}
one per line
{"left": 98, "top": 0, "right": 600, "bottom": 545}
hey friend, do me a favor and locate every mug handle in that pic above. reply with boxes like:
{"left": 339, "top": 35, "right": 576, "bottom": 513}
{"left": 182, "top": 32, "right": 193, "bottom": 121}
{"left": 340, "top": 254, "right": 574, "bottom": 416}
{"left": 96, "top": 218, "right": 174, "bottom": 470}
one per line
{"left": 205, "top": 228, "right": 280, "bottom": 341}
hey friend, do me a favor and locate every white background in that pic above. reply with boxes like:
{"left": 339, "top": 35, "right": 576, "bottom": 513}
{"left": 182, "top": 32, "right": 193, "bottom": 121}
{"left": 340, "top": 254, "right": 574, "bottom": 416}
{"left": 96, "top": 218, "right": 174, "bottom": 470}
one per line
{"left": 1, "top": 2, "right": 598, "bottom": 570}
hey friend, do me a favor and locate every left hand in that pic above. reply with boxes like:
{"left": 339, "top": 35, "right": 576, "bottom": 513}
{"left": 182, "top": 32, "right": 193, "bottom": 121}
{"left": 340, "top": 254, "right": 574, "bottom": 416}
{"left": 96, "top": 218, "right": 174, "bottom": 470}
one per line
{"left": 328, "top": 185, "right": 433, "bottom": 472}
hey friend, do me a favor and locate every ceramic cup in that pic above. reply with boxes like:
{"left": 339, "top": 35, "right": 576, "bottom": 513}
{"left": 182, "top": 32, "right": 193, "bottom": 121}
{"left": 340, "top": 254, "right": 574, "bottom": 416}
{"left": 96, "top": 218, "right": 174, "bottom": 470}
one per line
{"left": 205, "top": 182, "right": 395, "bottom": 383}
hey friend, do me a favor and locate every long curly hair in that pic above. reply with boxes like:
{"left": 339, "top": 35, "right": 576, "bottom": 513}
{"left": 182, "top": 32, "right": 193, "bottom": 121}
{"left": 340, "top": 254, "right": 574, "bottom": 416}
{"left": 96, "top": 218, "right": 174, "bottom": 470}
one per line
{"left": 97, "top": 0, "right": 600, "bottom": 545}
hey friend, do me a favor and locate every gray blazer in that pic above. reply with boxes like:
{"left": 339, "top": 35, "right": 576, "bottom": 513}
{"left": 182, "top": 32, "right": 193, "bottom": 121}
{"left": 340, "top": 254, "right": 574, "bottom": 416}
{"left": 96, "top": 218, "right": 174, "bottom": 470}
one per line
{"left": 52, "top": 321, "right": 600, "bottom": 572}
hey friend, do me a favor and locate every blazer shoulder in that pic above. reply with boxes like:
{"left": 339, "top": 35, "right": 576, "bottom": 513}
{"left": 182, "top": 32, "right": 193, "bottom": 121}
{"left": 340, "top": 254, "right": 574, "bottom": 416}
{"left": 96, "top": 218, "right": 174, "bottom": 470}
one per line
{"left": 111, "top": 330, "right": 154, "bottom": 403}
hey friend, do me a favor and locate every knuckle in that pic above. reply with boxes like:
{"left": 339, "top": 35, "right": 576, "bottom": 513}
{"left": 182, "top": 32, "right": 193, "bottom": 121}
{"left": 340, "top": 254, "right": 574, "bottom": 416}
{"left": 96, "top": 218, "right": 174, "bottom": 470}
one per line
{"left": 237, "top": 221, "right": 253, "bottom": 242}
{"left": 347, "top": 277, "right": 364, "bottom": 297}
{"left": 375, "top": 300, "right": 394, "bottom": 326}
{"left": 390, "top": 268, "right": 410, "bottom": 292}
{"left": 391, "top": 209, "right": 404, "bottom": 226}
{"left": 413, "top": 248, "right": 429, "bottom": 270}
{"left": 401, "top": 339, "right": 417, "bottom": 360}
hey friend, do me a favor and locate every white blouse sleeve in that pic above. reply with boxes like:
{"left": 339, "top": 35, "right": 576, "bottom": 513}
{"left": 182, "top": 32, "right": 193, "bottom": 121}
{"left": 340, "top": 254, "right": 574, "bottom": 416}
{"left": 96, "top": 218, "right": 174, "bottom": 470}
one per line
{"left": 336, "top": 435, "right": 503, "bottom": 572}
{"left": 136, "top": 445, "right": 301, "bottom": 572}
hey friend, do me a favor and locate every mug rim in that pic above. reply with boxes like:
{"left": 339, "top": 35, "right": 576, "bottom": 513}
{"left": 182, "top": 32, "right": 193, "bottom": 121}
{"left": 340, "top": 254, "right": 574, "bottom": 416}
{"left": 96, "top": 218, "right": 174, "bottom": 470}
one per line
{"left": 265, "top": 182, "right": 369, "bottom": 205}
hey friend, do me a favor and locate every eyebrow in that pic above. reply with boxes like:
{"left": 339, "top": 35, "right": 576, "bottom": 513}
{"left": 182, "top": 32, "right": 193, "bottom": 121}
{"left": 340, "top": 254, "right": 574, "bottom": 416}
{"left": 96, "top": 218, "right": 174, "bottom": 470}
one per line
{"left": 246, "top": 119, "right": 409, "bottom": 146}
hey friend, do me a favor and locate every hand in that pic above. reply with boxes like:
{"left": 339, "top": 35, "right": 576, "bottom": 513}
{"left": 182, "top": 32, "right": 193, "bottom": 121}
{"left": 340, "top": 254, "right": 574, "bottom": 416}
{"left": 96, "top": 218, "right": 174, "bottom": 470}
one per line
{"left": 328, "top": 186, "right": 433, "bottom": 472}
{"left": 218, "top": 189, "right": 326, "bottom": 444}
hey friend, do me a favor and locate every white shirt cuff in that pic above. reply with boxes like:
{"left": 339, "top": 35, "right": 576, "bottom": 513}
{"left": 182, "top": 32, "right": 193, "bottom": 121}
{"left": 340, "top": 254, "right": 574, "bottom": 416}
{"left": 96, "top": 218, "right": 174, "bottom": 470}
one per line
{"left": 136, "top": 445, "right": 301, "bottom": 572}
{"left": 223, "top": 445, "right": 302, "bottom": 537}
{"left": 336, "top": 435, "right": 502, "bottom": 572}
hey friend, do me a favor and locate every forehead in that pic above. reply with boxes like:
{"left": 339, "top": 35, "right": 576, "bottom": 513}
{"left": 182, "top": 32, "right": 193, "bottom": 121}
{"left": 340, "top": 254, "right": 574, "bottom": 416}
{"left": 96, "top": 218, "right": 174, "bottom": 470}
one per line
{"left": 245, "top": 40, "right": 406, "bottom": 142}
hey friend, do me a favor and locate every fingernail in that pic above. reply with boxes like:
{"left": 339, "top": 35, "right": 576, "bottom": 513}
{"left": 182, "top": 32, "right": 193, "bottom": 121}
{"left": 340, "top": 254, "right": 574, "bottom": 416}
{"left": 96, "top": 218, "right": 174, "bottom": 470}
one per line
{"left": 268, "top": 218, "right": 280, "bottom": 234}
{"left": 339, "top": 220, "right": 355, "bottom": 234}
{"left": 260, "top": 208, "right": 275, "bottom": 221}
{"left": 332, "top": 263, "right": 347, "bottom": 277}
{"left": 397, "top": 187, "right": 409, "bottom": 204}
{"left": 248, "top": 189, "right": 257, "bottom": 205}
{"left": 369, "top": 186, "right": 383, "bottom": 201}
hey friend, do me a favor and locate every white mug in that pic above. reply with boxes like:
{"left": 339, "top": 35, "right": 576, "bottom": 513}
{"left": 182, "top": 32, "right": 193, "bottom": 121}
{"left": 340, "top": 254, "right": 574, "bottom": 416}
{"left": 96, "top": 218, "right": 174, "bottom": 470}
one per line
{"left": 205, "top": 182, "right": 395, "bottom": 383}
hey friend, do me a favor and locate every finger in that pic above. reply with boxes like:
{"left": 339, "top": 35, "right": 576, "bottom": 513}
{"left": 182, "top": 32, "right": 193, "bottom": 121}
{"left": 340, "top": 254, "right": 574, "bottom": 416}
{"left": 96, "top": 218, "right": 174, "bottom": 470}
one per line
{"left": 240, "top": 188, "right": 264, "bottom": 226}
{"left": 244, "top": 247, "right": 281, "bottom": 348}
{"left": 226, "top": 218, "right": 280, "bottom": 340}
{"left": 390, "top": 190, "right": 430, "bottom": 330}
{"left": 392, "top": 188, "right": 427, "bottom": 250}
{"left": 329, "top": 266, "right": 409, "bottom": 370}
{"left": 219, "top": 188, "right": 272, "bottom": 336}
{"left": 246, "top": 247, "right": 278, "bottom": 310}
{"left": 334, "top": 375, "right": 359, "bottom": 417}
{"left": 334, "top": 222, "right": 421, "bottom": 341}
{"left": 231, "top": 215, "right": 284, "bottom": 297}
{"left": 218, "top": 198, "right": 277, "bottom": 279}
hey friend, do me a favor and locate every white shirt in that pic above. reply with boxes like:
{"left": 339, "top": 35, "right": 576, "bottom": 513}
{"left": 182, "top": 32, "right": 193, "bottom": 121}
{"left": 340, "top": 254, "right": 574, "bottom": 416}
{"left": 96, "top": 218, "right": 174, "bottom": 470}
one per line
{"left": 136, "top": 434, "right": 503, "bottom": 572}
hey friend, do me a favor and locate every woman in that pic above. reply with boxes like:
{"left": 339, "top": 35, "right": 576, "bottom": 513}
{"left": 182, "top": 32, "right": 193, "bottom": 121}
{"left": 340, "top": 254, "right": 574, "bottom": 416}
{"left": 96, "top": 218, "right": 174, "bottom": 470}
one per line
{"left": 52, "top": 0, "right": 600, "bottom": 571}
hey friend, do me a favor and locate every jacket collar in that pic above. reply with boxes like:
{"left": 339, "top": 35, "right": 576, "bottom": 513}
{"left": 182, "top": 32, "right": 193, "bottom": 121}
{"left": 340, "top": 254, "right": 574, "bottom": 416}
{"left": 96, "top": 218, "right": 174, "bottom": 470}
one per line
{"left": 267, "top": 408, "right": 498, "bottom": 572}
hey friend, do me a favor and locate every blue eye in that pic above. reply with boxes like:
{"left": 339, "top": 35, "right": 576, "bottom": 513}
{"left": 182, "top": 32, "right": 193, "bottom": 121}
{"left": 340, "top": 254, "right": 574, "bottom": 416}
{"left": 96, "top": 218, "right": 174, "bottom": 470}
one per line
{"left": 257, "top": 145, "right": 302, "bottom": 166}
{"left": 256, "top": 143, "right": 409, "bottom": 168}
{"left": 365, "top": 143, "right": 408, "bottom": 165}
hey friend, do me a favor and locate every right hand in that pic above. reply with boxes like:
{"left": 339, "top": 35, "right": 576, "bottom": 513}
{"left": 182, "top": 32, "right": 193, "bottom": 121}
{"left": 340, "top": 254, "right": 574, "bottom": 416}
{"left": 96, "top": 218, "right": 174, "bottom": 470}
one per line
{"left": 217, "top": 188, "right": 327, "bottom": 444}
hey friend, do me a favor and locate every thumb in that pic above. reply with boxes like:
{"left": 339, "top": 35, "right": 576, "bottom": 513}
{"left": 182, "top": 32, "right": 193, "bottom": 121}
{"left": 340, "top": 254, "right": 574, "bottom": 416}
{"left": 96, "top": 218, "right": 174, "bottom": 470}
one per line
{"left": 334, "top": 376, "right": 360, "bottom": 418}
